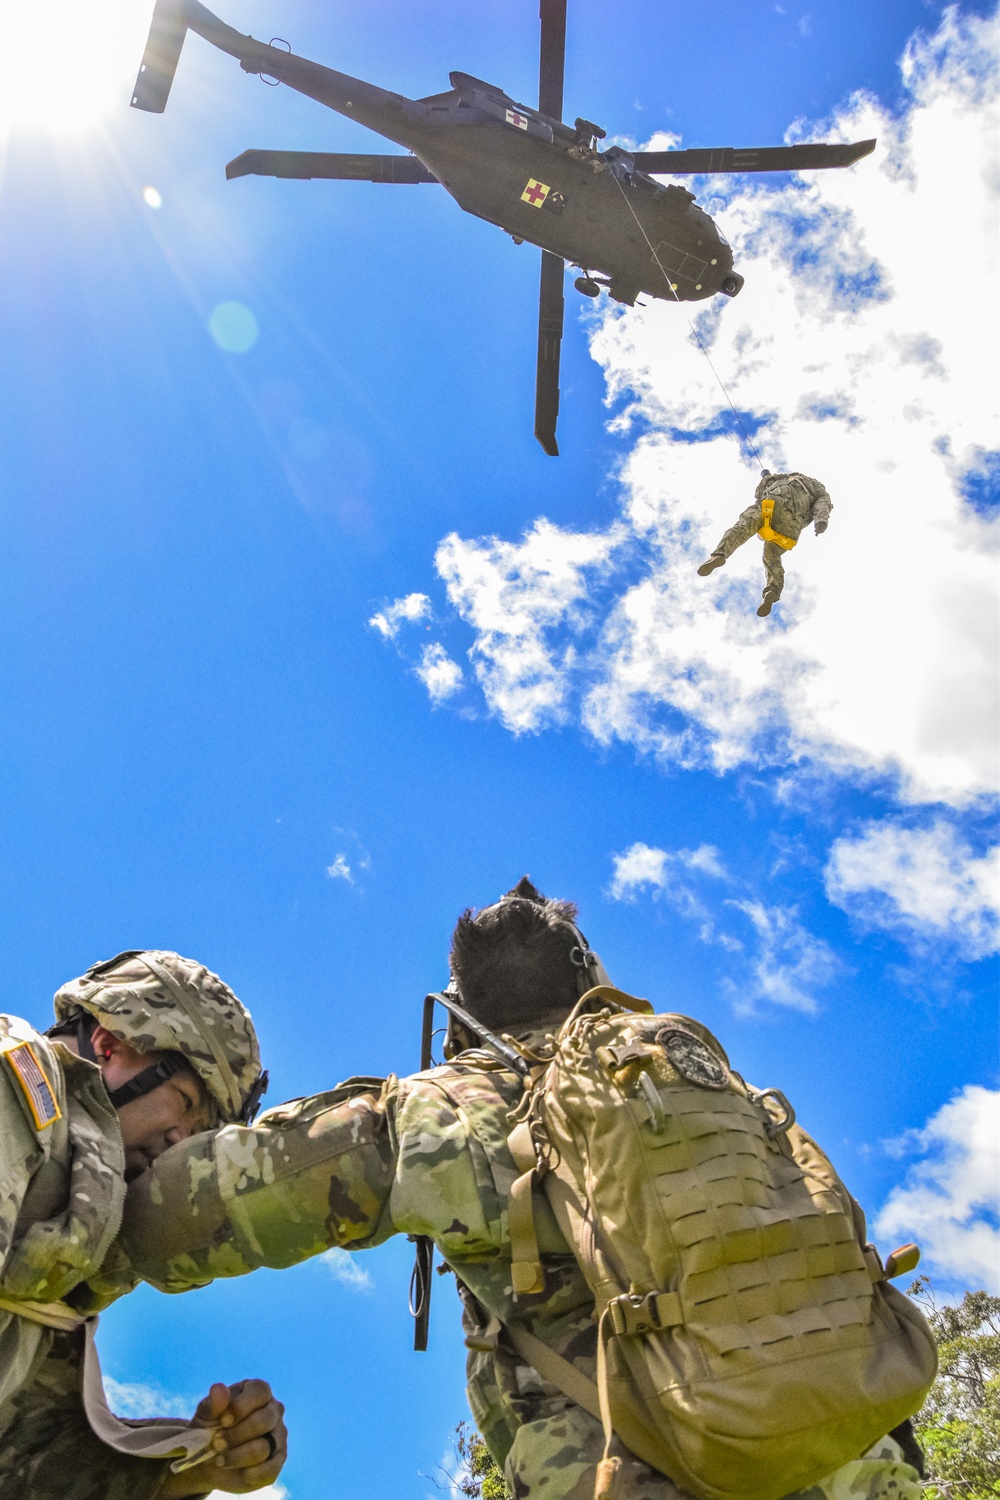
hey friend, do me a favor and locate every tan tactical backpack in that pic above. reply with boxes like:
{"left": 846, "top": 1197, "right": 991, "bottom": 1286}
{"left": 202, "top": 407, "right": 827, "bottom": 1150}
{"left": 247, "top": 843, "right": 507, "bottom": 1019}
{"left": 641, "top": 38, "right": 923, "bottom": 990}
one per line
{"left": 504, "top": 988, "right": 938, "bottom": 1500}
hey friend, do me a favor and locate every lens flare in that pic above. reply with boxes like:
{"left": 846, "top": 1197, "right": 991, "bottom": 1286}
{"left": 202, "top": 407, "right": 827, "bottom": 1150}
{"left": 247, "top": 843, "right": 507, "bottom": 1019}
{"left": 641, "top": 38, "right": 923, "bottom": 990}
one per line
{"left": 209, "top": 302, "right": 259, "bottom": 354}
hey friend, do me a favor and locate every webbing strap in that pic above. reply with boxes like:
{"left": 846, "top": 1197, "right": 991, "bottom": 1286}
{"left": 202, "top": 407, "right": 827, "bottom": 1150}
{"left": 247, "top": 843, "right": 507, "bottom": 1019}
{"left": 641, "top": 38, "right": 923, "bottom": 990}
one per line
{"left": 757, "top": 497, "right": 797, "bottom": 551}
{"left": 0, "top": 1292, "right": 86, "bottom": 1332}
{"left": 508, "top": 1169, "right": 545, "bottom": 1295}
{"left": 504, "top": 1322, "right": 604, "bottom": 1425}
{"left": 0, "top": 1304, "right": 219, "bottom": 1473}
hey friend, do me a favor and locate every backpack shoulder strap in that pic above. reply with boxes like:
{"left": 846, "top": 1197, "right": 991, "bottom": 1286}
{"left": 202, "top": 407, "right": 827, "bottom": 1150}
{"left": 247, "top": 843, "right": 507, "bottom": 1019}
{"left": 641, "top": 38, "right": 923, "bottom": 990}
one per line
{"left": 504, "top": 1321, "right": 603, "bottom": 1425}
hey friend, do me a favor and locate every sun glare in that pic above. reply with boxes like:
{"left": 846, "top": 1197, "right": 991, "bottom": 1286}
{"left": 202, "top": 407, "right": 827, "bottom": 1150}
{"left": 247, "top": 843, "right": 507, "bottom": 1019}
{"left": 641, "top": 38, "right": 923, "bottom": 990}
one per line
{"left": 0, "top": 0, "right": 154, "bottom": 136}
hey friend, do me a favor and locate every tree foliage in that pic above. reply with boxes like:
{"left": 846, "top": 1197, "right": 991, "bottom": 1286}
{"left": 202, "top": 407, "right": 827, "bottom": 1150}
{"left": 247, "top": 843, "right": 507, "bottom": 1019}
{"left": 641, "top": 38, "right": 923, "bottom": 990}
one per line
{"left": 911, "top": 1278, "right": 1000, "bottom": 1498}
{"left": 452, "top": 1422, "right": 510, "bottom": 1500}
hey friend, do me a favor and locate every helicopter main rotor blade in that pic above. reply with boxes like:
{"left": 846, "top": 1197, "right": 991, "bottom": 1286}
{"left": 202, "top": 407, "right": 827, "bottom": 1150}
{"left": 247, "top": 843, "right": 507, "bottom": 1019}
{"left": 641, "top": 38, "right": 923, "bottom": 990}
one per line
{"left": 633, "top": 139, "right": 876, "bottom": 175}
{"left": 535, "top": 250, "right": 564, "bottom": 457}
{"left": 538, "top": 0, "right": 567, "bottom": 121}
{"left": 227, "top": 151, "right": 438, "bottom": 183}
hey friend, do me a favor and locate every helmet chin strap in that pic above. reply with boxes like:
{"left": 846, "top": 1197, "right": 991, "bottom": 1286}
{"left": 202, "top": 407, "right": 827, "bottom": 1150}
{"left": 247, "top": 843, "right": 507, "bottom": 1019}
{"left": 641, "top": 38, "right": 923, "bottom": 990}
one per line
{"left": 48, "top": 1011, "right": 193, "bottom": 1112}
{"left": 104, "top": 1053, "right": 190, "bottom": 1111}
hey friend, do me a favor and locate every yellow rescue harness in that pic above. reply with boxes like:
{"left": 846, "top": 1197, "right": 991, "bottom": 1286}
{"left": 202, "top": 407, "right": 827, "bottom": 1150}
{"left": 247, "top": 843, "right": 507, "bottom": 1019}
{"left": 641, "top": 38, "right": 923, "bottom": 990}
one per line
{"left": 757, "top": 497, "right": 797, "bottom": 551}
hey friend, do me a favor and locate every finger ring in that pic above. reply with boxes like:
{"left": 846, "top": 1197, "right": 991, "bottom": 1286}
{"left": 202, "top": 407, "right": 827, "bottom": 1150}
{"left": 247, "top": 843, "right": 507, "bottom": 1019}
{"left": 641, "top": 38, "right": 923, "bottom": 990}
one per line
{"left": 264, "top": 1432, "right": 278, "bottom": 1461}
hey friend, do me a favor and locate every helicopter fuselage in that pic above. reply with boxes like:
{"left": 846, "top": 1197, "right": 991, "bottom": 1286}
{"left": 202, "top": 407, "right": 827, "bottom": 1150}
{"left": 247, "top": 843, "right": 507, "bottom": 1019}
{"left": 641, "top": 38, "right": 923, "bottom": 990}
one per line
{"left": 400, "top": 90, "right": 735, "bottom": 304}
{"left": 169, "top": 10, "right": 736, "bottom": 304}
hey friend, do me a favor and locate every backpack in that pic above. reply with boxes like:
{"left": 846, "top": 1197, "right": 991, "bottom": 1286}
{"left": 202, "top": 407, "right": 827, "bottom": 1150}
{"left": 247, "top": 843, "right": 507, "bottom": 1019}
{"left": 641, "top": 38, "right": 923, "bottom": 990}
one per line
{"left": 503, "top": 987, "right": 938, "bottom": 1500}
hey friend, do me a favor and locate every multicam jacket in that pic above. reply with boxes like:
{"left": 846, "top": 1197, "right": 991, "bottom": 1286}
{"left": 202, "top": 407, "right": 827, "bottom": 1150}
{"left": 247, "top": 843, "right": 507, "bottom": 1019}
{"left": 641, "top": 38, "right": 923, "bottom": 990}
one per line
{"left": 0, "top": 1014, "right": 178, "bottom": 1500}
{"left": 121, "top": 1049, "right": 925, "bottom": 1500}
{"left": 752, "top": 472, "right": 833, "bottom": 542}
{"left": 122, "top": 1059, "right": 589, "bottom": 1457}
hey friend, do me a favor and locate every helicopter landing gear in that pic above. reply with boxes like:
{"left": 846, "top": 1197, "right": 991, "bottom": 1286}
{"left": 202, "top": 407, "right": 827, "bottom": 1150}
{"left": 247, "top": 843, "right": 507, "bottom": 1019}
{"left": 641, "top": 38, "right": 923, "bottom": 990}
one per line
{"left": 720, "top": 273, "right": 744, "bottom": 297}
{"left": 574, "top": 275, "right": 601, "bottom": 297}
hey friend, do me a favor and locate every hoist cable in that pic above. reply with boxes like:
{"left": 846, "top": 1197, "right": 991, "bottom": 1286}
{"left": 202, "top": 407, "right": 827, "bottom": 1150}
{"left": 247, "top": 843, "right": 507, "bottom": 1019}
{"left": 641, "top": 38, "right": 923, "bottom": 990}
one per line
{"left": 608, "top": 169, "right": 763, "bottom": 468}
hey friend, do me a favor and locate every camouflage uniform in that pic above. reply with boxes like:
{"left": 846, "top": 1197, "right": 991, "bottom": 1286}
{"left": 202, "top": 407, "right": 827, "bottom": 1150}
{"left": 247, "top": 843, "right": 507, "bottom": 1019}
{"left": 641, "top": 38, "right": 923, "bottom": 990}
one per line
{"left": 122, "top": 1040, "right": 923, "bottom": 1500}
{"left": 705, "top": 472, "right": 832, "bottom": 606}
{"left": 0, "top": 951, "right": 262, "bottom": 1499}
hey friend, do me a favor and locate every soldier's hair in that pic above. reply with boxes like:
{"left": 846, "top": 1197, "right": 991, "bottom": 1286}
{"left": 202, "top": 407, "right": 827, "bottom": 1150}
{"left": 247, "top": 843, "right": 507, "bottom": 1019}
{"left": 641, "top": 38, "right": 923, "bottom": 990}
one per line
{"left": 449, "top": 876, "right": 582, "bottom": 1033}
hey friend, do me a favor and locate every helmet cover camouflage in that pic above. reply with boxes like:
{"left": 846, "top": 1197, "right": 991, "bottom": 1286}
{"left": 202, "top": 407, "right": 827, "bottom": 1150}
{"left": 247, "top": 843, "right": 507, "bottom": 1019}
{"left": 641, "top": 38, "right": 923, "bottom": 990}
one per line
{"left": 53, "top": 950, "right": 261, "bottom": 1124}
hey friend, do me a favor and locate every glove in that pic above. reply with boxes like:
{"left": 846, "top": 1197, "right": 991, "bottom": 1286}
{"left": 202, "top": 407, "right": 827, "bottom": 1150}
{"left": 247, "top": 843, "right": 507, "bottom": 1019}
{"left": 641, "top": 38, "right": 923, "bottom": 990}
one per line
{"left": 814, "top": 520, "right": 828, "bottom": 535}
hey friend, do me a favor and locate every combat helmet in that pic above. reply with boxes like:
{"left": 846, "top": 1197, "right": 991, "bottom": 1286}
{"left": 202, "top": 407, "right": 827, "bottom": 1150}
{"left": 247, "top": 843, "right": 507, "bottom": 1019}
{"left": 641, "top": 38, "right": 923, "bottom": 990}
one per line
{"left": 51, "top": 950, "right": 267, "bottom": 1124}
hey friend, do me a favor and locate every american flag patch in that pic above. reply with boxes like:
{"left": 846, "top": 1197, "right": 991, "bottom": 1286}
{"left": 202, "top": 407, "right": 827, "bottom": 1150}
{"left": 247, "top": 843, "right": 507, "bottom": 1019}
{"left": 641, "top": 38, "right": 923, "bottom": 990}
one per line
{"left": 3, "top": 1041, "right": 61, "bottom": 1130}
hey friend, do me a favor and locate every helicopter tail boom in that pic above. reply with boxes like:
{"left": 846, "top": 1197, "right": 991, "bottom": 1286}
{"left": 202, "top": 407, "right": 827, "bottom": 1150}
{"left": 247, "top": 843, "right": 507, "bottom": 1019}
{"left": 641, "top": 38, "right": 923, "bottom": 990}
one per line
{"left": 132, "top": 0, "right": 279, "bottom": 113}
{"left": 132, "top": 0, "right": 415, "bottom": 144}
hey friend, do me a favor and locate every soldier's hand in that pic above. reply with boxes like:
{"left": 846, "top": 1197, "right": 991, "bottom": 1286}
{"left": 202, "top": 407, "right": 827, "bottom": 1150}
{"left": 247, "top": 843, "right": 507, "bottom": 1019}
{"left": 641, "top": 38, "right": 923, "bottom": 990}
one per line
{"left": 814, "top": 520, "right": 828, "bottom": 535}
{"left": 159, "top": 1379, "right": 287, "bottom": 1497}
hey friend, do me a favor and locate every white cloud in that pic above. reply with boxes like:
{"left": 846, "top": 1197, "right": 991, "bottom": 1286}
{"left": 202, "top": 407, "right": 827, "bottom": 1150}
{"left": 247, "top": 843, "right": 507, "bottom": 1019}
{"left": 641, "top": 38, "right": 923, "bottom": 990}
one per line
{"left": 435, "top": 518, "right": 624, "bottom": 733}
{"left": 321, "top": 1247, "right": 374, "bottom": 1292}
{"left": 608, "top": 840, "right": 836, "bottom": 1011}
{"left": 725, "top": 899, "right": 838, "bottom": 1014}
{"left": 610, "top": 841, "right": 728, "bottom": 899}
{"left": 825, "top": 818, "right": 1000, "bottom": 958}
{"left": 368, "top": 592, "right": 431, "bottom": 640}
{"left": 326, "top": 854, "right": 354, "bottom": 883}
{"left": 103, "top": 1377, "right": 193, "bottom": 1420}
{"left": 608, "top": 841, "right": 728, "bottom": 938}
{"left": 415, "top": 642, "right": 464, "bottom": 702}
{"left": 610, "top": 840, "right": 674, "bottom": 897}
{"left": 876, "top": 1085, "right": 1000, "bottom": 1292}
{"left": 388, "top": 7, "right": 999, "bottom": 808}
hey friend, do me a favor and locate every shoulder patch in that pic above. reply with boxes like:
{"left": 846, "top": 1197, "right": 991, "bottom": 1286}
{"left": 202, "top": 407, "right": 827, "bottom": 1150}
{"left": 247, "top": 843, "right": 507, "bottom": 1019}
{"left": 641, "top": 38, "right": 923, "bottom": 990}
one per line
{"left": 657, "top": 1027, "right": 730, "bottom": 1090}
{"left": 2, "top": 1040, "right": 62, "bottom": 1129}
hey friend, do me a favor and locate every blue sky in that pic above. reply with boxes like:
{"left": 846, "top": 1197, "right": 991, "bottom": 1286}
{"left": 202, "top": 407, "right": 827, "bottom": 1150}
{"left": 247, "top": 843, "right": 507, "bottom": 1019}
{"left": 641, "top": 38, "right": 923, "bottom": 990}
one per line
{"left": 1, "top": 1, "right": 997, "bottom": 1496}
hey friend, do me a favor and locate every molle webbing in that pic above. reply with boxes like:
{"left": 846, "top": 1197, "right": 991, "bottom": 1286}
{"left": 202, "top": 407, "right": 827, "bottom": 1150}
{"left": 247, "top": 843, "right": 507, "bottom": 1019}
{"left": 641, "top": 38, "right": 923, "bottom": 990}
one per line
{"left": 503, "top": 993, "right": 937, "bottom": 1500}
{"left": 757, "top": 497, "right": 797, "bottom": 550}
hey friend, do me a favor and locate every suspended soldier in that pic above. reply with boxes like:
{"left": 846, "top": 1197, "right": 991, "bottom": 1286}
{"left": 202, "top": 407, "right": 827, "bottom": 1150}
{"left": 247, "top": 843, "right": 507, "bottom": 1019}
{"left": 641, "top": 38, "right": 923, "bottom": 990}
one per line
{"left": 121, "top": 882, "right": 933, "bottom": 1500}
{"left": 0, "top": 949, "right": 287, "bottom": 1500}
{"left": 698, "top": 469, "right": 832, "bottom": 616}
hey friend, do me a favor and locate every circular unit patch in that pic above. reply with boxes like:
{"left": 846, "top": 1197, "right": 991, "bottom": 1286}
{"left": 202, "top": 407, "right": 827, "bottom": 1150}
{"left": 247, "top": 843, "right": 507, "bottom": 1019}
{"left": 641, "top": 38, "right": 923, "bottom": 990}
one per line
{"left": 657, "top": 1029, "right": 729, "bottom": 1090}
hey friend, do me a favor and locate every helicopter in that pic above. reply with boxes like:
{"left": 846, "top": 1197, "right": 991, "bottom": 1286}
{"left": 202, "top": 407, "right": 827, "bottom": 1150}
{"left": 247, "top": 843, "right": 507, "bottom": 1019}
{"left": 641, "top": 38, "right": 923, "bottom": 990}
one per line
{"left": 132, "top": 0, "right": 875, "bottom": 455}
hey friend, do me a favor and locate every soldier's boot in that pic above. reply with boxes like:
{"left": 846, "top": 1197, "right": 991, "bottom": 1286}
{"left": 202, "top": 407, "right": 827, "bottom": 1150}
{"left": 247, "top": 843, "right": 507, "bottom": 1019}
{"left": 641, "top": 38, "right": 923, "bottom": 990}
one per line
{"left": 697, "top": 553, "right": 726, "bottom": 576}
{"left": 757, "top": 586, "right": 781, "bottom": 617}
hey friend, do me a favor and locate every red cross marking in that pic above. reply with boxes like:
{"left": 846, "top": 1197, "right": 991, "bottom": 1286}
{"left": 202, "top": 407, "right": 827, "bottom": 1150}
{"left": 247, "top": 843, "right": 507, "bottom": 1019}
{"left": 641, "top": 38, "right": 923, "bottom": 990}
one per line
{"left": 523, "top": 180, "right": 548, "bottom": 206}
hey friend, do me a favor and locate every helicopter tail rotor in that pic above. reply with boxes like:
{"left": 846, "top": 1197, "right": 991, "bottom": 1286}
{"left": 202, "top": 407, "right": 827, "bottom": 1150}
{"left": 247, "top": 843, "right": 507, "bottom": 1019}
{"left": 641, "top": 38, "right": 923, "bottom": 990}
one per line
{"left": 132, "top": 0, "right": 190, "bottom": 113}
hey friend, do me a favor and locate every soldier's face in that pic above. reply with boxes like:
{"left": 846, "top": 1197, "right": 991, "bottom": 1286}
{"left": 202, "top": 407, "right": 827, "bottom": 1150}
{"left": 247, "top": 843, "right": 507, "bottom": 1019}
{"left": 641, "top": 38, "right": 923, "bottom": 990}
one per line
{"left": 115, "top": 1067, "right": 212, "bottom": 1181}
{"left": 93, "top": 1027, "right": 213, "bottom": 1180}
